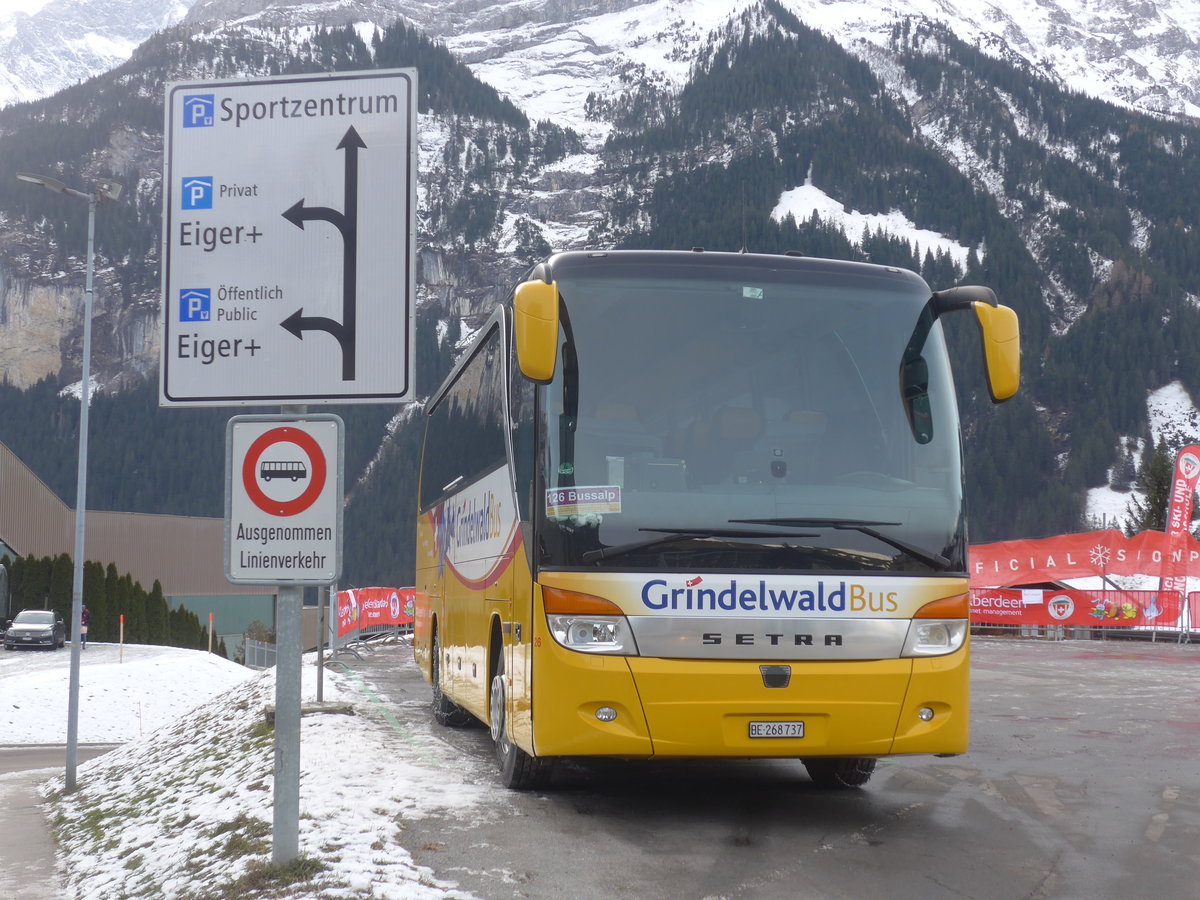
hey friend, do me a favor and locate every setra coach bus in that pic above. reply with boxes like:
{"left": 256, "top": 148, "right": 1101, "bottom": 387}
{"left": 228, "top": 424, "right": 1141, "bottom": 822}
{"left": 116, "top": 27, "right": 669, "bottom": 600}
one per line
{"left": 414, "top": 249, "right": 1019, "bottom": 788}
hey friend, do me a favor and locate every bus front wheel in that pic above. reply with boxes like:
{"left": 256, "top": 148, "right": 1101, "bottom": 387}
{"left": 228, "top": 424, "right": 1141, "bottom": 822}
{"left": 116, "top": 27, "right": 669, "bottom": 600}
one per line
{"left": 489, "top": 652, "right": 550, "bottom": 790}
{"left": 802, "top": 757, "right": 877, "bottom": 789}
{"left": 430, "top": 629, "right": 472, "bottom": 727}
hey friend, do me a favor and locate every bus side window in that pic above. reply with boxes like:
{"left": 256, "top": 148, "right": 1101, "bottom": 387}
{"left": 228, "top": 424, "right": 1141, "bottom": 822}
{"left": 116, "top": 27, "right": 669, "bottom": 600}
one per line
{"left": 421, "top": 325, "right": 507, "bottom": 510}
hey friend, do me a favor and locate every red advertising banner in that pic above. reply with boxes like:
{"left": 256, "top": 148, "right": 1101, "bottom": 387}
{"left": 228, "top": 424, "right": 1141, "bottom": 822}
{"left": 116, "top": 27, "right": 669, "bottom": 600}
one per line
{"left": 336, "top": 587, "right": 415, "bottom": 638}
{"left": 970, "top": 529, "right": 1200, "bottom": 587}
{"left": 971, "top": 589, "right": 1183, "bottom": 627}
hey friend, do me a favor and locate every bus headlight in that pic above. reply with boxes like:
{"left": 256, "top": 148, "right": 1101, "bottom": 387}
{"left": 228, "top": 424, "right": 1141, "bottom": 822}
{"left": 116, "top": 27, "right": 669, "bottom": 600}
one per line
{"left": 542, "top": 586, "right": 639, "bottom": 655}
{"left": 901, "top": 593, "right": 969, "bottom": 657}
{"left": 547, "top": 615, "right": 638, "bottom": 655}
{"left": 901, "top": 619, "right": 968, "bottom": 657}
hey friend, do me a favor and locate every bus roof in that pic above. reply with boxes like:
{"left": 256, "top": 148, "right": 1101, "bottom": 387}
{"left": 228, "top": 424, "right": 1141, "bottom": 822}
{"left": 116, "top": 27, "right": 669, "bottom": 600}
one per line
{"left": 530, "top": 249, "right": 932, "bottom": 295}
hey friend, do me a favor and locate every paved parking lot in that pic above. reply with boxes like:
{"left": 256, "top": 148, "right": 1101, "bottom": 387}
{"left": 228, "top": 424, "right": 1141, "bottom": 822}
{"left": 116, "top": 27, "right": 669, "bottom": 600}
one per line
{"left": 342, "top": 637, "right": 1200, "bottom": 900}
{"left": 5, "top": 637, "right": 1196, "bottom": 900}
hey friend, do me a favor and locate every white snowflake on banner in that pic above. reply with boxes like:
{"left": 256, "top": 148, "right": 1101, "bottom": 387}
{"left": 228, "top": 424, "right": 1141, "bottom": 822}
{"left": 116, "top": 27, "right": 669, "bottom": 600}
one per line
{"left": 1090, "top": 544, "right": 1111, "bottom": 569}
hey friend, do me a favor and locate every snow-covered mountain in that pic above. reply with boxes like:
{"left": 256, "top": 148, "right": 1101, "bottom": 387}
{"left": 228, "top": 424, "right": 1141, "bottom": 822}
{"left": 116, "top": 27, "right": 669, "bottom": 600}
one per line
{"left": 0, "top": 0, "right": 194, "bottom": 107}
{"left": 437, "top": 0, "right": 1200, "bottom": 138}
{"left": 3, "top": 0, "right": 1200, "bottom": 121}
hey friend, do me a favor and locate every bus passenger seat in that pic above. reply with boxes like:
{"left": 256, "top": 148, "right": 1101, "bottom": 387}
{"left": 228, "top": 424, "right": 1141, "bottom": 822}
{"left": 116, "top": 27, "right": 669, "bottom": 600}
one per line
{"left": 715, "top": 407, "right": 764, "bottom": 442}
{"left": 688, "top": 407, "right": 763, "bottom": 484}
{"left": 576, "top": 403, "right": 663, "bottom": 483}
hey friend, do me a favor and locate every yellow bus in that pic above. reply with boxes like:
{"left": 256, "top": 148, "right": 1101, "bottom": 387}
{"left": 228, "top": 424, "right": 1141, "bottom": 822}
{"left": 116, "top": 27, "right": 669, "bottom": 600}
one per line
{"left": 414, "top": 250, "right": 1019, "bottom": 789}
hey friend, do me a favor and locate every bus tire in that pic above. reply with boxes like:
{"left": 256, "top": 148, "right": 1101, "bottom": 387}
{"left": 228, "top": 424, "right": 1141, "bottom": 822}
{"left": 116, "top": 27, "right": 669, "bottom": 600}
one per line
{"left": 802, "top": 757, "right": 876, "bottom": 788}
{"left": 430, "top": 629, "right": 472, "bottom": 727}
{"left": 490, "top": 652, "right": 550, "bottom": 790}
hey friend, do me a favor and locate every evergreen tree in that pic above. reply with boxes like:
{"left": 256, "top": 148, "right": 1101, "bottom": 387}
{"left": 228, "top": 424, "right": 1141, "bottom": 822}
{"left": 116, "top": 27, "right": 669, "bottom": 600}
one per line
{"left": 48, "top": 554, "right": 72, "bottom": 623}
{"left": 1123, "top": 440, "right": 1173, "bottom": 535}
{"left": 144, "top": 580, "right": 168, "bottom": 644}
{"left": 83, "top": 561, "right": 107, "bottom": 642}
{"left": 115, "top": 574, "right": 139, "bottom": 642}
{"left": 103, "top": 563, "right": 121, "bottom": 640}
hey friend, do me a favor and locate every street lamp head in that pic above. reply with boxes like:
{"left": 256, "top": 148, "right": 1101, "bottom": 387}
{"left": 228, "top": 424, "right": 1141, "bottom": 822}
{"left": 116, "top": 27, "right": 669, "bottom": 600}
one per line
{"left": 16, "top": 172, "right": 122, "bottom": 203}
{"left": 16, "top": 172, "right": 71, "bottom": 195}
{"left": 95, "top": 178, "right": 123, "bottom": 203}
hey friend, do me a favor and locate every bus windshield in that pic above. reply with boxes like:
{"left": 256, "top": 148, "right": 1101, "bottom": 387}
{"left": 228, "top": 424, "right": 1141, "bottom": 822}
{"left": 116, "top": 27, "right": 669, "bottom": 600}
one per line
{"left": 535, "top": 259, "right": 965, "bottom": 574}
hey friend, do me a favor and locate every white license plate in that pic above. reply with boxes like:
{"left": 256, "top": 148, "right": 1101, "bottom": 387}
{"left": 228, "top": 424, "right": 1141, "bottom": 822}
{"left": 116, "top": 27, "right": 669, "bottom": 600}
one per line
{"left": 749, "top": 720, "right": 805, "bottom": 739}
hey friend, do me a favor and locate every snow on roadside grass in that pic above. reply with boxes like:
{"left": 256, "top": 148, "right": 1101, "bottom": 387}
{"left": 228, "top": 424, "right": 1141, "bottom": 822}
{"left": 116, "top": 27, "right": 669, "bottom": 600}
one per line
{"left": 0, "top": 643, "right": 253, "bottom": 744}
{"left": 45, "top": 656, "right": 494, "bottom": 899}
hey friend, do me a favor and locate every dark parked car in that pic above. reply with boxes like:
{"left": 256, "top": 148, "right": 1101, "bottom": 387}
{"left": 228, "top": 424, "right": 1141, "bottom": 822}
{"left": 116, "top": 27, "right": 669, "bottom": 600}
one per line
{"left": 3, "top": 609, "right": 66, "bottom": 650}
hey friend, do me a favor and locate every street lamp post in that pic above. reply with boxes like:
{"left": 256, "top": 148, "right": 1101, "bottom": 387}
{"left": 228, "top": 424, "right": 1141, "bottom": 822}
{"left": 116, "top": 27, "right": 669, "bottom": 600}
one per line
{"left": 16, "top": 172, "right": 122, "bottom": 791}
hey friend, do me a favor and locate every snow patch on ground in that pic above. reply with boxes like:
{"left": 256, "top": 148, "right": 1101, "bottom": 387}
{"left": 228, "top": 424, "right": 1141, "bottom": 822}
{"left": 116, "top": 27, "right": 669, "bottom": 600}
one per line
{"left": 1, "top": 642, "right": 496, "bottom": 899}
{"left": 771, "top": 178, "right": 977, "bottom": 267}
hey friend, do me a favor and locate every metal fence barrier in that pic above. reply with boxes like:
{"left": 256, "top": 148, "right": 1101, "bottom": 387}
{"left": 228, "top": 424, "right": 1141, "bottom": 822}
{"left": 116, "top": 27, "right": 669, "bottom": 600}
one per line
{"left": 971, "top": 590, "right": 1196, "bottom": 644}
{"left": 971, "top": 623, "right": 1191, "bottom": 642}
{"left": 244, "top": 637, "right": 277, "bottom": 670}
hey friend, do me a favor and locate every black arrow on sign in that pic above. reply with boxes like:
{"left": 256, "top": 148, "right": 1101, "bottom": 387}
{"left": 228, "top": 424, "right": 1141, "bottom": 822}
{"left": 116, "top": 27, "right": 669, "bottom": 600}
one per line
{"left": 280, "top": 308, "right": 347, "bottom": 347}
{"left": 280, "top": 126, "right": 365, "bottom": 381}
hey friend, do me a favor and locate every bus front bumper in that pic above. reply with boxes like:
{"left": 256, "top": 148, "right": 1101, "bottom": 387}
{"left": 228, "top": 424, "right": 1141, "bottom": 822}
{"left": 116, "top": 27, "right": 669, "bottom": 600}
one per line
{"left": 531, "top": 646, "right": 968, "bottom": 759}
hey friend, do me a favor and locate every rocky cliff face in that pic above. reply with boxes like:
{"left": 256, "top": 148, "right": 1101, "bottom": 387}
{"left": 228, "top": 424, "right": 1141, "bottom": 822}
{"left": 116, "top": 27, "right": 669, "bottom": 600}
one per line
{"left": 0, "top": 260, "right": 158, "bottom": 390}
{"left": 0, "top": 268, "right": 80, "bottom": 388}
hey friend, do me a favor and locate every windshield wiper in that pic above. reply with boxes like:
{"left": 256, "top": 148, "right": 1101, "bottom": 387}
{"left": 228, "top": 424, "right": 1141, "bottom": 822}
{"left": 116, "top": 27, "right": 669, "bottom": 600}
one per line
{"left": 581, "top": 527, "right": 817, "bottom": 564}
{"left": 729, "top": 517, "right": 953, "bottom": 570}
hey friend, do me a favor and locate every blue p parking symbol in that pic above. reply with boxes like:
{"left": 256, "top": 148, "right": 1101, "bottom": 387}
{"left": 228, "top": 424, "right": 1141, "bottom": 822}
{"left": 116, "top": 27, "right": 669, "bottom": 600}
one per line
{"left": 182, "top": 177, "right": 213, "bottom": 210}
{"left": 180, "top": 289, "right": 211, "bottom": 323}
{"left": 183, "top": 94, "right": 215, "bottom": 128}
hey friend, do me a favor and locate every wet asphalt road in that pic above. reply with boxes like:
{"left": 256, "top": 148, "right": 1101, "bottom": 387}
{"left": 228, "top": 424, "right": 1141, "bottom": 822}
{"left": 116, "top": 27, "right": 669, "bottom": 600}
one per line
{"left": 341, "top": 637, "right": 1200, "bottom": 900}
{"left": 0, "top": 745, "right": 118, "bottom": 900}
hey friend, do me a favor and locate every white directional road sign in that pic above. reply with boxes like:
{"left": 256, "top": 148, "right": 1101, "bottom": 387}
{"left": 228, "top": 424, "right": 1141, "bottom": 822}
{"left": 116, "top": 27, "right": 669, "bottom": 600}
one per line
{"left": 226, "top": 415, "right": 343, "bottom": 584}
{"left": 161, "top": 69, "right": 416, "bottom": 406}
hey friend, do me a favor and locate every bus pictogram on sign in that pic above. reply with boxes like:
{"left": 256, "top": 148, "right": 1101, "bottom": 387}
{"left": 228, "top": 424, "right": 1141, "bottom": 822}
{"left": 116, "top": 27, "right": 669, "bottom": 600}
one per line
{"left": 260, "top": 460, "right": 308, "bottom": 482}
{"left": 241, "top": 426, "right": 327, "bottom": 516}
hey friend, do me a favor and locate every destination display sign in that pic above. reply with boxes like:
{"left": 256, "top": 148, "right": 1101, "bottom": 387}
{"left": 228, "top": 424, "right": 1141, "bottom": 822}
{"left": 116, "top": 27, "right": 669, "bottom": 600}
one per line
{"left": 226, "top": 415, "right": 344, "bottom": 584}
{"left": 161, "top": 70, "right": 416, "bottom": 406}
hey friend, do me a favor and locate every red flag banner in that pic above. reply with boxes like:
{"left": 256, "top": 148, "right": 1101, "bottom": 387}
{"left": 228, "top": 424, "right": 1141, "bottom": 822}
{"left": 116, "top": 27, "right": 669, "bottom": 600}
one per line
{"left": 971, "top": 588, "right": 1183, "bottom": 627}
{"left": 1160, "top": 445, "right": 1200, "bottom": 596}
{"left": 970, "top": 529, "right": 1200, "bottom": 587}
{"left": 1166, "top": 446, "right": 1200, "bottom": 534}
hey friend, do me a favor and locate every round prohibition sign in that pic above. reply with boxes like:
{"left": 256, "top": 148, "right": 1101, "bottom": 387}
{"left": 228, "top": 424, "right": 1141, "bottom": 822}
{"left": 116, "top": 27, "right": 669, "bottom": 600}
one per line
{"left": 242, "top": 426, "right": 327, "bottom": 517}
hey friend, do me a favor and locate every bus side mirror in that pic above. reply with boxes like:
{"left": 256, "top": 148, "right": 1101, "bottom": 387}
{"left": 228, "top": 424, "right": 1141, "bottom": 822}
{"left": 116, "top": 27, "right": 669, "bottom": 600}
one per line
{"left": 514, "top": 279, "right": 560, "bottom": 383}
{"left": 933, "top": 286, "right": 1020, "bottom": 404}
{"left": 974, "top": 302, "right": 1020, "bottom": 402}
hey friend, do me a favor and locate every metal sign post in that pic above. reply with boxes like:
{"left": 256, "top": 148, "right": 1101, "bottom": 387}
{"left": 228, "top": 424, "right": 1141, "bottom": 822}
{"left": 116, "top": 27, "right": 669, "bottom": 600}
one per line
{"left": 274, "top": 578, "right": 303, "bottom": 864}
